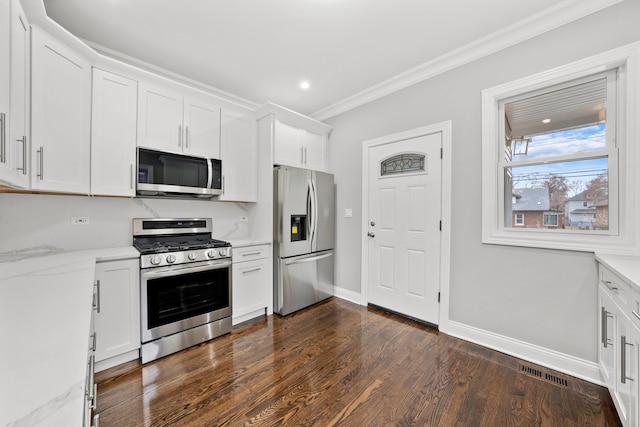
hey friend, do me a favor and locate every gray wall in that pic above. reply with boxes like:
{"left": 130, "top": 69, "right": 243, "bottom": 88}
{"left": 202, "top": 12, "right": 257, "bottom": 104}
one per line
{"left": 325, "top": 1, "right": 640, "bottom": 362}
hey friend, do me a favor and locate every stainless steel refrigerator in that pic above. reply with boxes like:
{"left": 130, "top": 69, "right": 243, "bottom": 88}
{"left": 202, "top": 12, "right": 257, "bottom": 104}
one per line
{"left": 274, "top": 166, "right": 335, "bottom": 316}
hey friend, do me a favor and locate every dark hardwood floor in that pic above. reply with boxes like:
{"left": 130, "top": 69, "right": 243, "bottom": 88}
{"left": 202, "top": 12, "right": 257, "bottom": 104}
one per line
{"left": 95, "top": 298, "right": 621, "bottom": 426}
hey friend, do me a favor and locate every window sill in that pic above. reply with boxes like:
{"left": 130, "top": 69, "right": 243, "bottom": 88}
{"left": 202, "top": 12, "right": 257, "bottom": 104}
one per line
{"left": 482, "top": 230, "right": 638, "bottom": 253}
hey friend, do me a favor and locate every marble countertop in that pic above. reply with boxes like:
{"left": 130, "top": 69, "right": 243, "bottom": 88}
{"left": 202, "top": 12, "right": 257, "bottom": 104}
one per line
{"left": 0, "top": 246, "right": 139, "bottom": 427}
{"left": 228, "top": 238, "right": 271, "bottom": 248}
{"left": 595, "top": 253, "right": 640, "bottom": 288}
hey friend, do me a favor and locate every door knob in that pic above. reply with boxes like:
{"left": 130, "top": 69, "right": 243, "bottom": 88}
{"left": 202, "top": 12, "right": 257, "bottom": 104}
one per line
{"left": 367, "top": 232, "right": 375, "bottom": 238}
{"left": 370, "top": 221, "right": 376, "bottom": 226}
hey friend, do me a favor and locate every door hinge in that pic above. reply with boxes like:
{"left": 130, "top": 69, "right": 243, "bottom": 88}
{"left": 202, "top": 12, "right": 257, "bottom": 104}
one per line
{"left": 440, "top": 147, "right": 443, "bottom": 159}
{"left": 438, "top": 292, "right": 441, "bottom": 303}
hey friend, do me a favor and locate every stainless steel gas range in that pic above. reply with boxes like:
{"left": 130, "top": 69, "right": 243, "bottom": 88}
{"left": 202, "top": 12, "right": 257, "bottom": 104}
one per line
{"left": 132, "top": 218, "right": 232, "bottom": 364}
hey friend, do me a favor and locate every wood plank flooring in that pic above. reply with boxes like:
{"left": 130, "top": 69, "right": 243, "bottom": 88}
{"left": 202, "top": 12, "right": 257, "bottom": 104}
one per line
{"left": 95, "top": 298, "right": 621, "bottom": 426}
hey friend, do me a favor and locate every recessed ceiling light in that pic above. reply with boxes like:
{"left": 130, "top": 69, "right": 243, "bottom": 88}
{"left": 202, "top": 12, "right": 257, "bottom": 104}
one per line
{"left": 300, "top": 81, "right": 310, "bottom": 90}
{"left": 542, "top": 118, "right": 551, "bottom": 124}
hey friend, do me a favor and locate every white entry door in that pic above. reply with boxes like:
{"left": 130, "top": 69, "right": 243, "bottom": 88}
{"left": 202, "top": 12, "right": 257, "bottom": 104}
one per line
{"left": 367, "top": 132, "right": 442, "bottom": 325}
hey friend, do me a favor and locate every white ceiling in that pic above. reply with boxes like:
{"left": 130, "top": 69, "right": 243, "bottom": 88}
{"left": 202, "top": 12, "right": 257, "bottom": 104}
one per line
{"left": 42, "top": 0, "right": 593, "bottom": 117}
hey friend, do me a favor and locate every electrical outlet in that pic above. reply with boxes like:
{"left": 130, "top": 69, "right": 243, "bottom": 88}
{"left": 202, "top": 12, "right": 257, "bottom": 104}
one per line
{"left": 239, "top": 216, "right": 248, "bottom": 222}
{"left": 71, "top": 216, "right": 90, "bottom": 226}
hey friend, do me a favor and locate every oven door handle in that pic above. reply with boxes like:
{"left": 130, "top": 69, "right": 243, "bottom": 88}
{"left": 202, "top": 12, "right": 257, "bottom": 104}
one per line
{"left": 143, "top": 260, "right": 231, "bottom": 277}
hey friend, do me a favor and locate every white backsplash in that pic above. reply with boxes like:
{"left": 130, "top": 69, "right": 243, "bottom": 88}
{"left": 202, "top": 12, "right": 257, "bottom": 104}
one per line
{"left": 0, "top": 193, "right": 257, "bottom": 252}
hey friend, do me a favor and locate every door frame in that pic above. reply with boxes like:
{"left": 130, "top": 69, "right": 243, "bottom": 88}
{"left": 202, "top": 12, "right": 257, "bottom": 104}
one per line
{"left": 360, "top": 121, "right": 452, "bottom": 332}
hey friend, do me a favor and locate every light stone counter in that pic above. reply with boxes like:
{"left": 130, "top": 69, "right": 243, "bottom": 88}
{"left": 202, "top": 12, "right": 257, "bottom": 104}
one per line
{"left": 595, "top": 253, "right": 640, "bottom": 289}
{"left": 0, "top": 247, "right": 139, "bottom": 427}
{"left": 228, "top": 238, "right": 271, "bottom": 249}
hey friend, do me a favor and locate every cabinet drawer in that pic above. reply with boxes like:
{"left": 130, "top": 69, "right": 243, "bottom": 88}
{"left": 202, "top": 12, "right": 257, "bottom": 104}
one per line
{"left": 631, "top": 289, "right": 640, "bottom": 328}
{"left": 600, "top": 265, "right": 631, "bottom": 310}
{"left": 233, "top": 244, "right": 269, "bottom": 263}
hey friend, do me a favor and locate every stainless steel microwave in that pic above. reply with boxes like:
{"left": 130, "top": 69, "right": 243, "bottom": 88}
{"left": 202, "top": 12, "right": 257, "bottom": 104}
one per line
{"left": 137, "top": 148, "right": 222, "bottom": 198}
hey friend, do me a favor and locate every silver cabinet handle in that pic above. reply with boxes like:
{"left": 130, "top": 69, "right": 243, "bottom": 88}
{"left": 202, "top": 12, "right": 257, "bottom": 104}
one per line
{"left": 37, "top": 147, "right": 44, "bottom": 179}
{"left": 602, "top": 307, "right": 613, "bottom": 348}
{"left": 633, "top": 311, "right": 640, "bottom": 322}
{"left": 178, "top": 124, "right": 182, "bottom": 147}
{"left": 93, "top": 280, "right": 101, "bottom": 313}
{"left": 92, "top": 414, "right": 100, "bottom": 427}
{"left": 130, "top": 164, "right": 134, "bottom": 189}
{"left": 300, "top": 146, "right": 304, "bottom": 165}
{"left": 0, "top": 112, "right": 5, "bottom": 163}
{"left": 601, "top": 279, "right": 618, "bottom": 291}
{"left": 304, "top": 147, "right": 307, "bottom": 165}
{"left": 16, "top": 136, "right": 27, "bottom": 174}
{"left": 242, "top": 267, "right": 262, "bottom": 274}
{"left": 185, "top": 126, "right": 189, "bottom": 148}
{"left": 621, "top": 335, "right": 634, "bottom": 384}
{"left": 242, "top": 251, "right": 262, "bottom": 257}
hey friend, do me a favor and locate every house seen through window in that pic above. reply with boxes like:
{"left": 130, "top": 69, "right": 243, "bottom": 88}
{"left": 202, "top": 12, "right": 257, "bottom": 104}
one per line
{"left": 503, "top": 70, "right": 615, "bottom": 232}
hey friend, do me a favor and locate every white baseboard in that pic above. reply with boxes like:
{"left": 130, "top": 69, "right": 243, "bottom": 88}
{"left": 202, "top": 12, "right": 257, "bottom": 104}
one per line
{"left": 447, "top": 320, "right": 604, "bottom": 386}
{"left": 95, "top": 349, "right": 140, "bottom": 373}
{"left": 334, "top": 286, "right": 362, "bottom": 305}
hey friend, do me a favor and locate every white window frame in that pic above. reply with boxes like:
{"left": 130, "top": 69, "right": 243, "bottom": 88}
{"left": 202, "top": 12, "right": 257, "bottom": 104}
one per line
{"left": 481, "top": 42, "right": 640, "bottom": 252}
{"left": 514, "top": 213, "right": 524, "bottom": 226}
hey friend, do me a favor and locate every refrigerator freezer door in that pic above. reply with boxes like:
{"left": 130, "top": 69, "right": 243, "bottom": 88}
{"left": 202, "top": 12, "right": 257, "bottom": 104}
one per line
{"left": 311, "top": 170, "right": 335, "bottom": 253}
{"left": 275, "top": 166, "right": 312, "bottom": 258}
{"left": 275, "top": 250, "right": 334, "bottom": 316}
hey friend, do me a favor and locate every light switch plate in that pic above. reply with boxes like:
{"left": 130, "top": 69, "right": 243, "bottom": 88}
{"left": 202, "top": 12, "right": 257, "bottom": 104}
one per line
{"left": 344, "top": 209, "right": 353, "bottom": 218}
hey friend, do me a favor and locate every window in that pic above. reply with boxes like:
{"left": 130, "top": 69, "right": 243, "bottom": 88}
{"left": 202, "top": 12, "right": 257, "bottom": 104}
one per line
{"left": 482, "top": 43, "right": 640, "bottom": 251}
{"left": 543, "top": 213, "right": 559, "bottom": 227}
{"left": 380, "top": 153, "right": 425, "bottom": 176}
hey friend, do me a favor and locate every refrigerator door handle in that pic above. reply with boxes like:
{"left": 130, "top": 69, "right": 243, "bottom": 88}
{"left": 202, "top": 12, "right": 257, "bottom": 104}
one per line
{"left": 312, "top": 178, "right": 319, "bottom": 245}
{"left": 308, "top": 179, "right": 316, "bottom": 246}
{"left": 284, "top": 251, "right": 333, "bottom": 265}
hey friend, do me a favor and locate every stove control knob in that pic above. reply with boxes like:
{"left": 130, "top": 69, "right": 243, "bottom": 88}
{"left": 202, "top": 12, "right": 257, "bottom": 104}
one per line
{"left": 150, "top": 255, "right": 161, "bottom": 266}
{"left": 206, "top": 249, "right": 217, "bottom": 259}
{"left": 188, "top": 252, "right": 198, "bottom": 261}
{"left": 166, "top": 254, "right": 177, "bottom": 264}
{"left": 219, "top": 247, "right": 230, "bottom": 257}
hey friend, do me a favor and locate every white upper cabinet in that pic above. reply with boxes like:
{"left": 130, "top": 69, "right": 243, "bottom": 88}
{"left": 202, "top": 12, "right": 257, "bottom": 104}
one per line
{"left": 0, "top": 0, "right": 29, "bottom": 188}
{"left": 91, "top": 69, "right": 138, "bottom": 197}
{"left": 183, "top": 96, "right": 221, "bottom": 159}
{"left": 137, "top": 81, "right": 220, "bottom": 159}
{"left": 218, "top": 109, "right": 257, "bottom": 202}
{"left": 30, "top": 26, "right": 91, "bottom": 194}
{"left": 273, "top": 120, "right": 327, "bottom": 171}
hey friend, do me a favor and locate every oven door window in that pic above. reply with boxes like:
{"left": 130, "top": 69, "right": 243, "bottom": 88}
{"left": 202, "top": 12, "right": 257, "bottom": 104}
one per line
{"left": 146, "top": 268, "right": 229, "bottom": 329}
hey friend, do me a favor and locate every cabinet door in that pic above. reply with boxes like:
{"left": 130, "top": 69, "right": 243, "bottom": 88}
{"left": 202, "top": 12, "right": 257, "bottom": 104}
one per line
{"left": 300, "top": 129, "right": 326, "bottom": 171}
{"left": 274, "top": 120, "right": 303, "bottom": 167}
{"left": 137, "top": 81, "right": 183, "bottom": 153}
{"left": 599, "top": 287, "right": 617, "bottom": 391}
{"left": 91, "top": 69, "right": 137, "bottom": 196}
{"left": 31, "top": 27, "right": 91, "bottom": 194}
{"left": 232, "top": 258, "right": 268, "bottom": 323}
{"left": 3, "top": 0, "right": 29, "bottom": 188}
{"left": 183, "top": 96, "right": 220, "bottom": 158}
{"left": 628, "top": 321, "right": 640, "bottom": 427}
{"left": 218, "top": 109, "right": 257, "bottom": 202}
{"left": 0, "top": 0, "right": 9, "bottom": 181}
{"left": 94, "top": 259, "right": 140, "bottom": 363}
{"left": 617, "top": 313, "right": 633, "bottom": 426}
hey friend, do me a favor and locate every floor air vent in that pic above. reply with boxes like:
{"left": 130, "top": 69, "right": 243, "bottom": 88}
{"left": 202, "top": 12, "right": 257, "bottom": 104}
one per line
{"left": 519, "top": 363, "right": 569, "bottom": 388}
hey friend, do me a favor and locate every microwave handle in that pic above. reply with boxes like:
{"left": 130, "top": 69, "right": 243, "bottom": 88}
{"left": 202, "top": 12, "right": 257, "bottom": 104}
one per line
{"left": 207, "top": 159, "right": 213, "bottom": 189}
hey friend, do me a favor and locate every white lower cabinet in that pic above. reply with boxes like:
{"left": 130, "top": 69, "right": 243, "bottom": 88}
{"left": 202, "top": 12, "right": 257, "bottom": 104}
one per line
{"left": 597, "top": 261, "right": 640, "bottom": 427}
{"left": 232, "top": 244, "right": 271, "bottom": 325}
{"left": 94, "top": 258, "right": 140, "bottom": 371}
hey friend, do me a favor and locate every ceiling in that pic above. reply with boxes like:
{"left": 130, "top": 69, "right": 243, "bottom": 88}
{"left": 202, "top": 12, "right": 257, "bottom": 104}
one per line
{"left": 42, "top": 0, "right": 586, "bottom": 118}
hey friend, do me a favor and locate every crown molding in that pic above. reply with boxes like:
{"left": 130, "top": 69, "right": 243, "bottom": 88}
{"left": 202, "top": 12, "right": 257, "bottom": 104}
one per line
{"left": 310, "top": 0, "right": 624, "bottom": 122}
